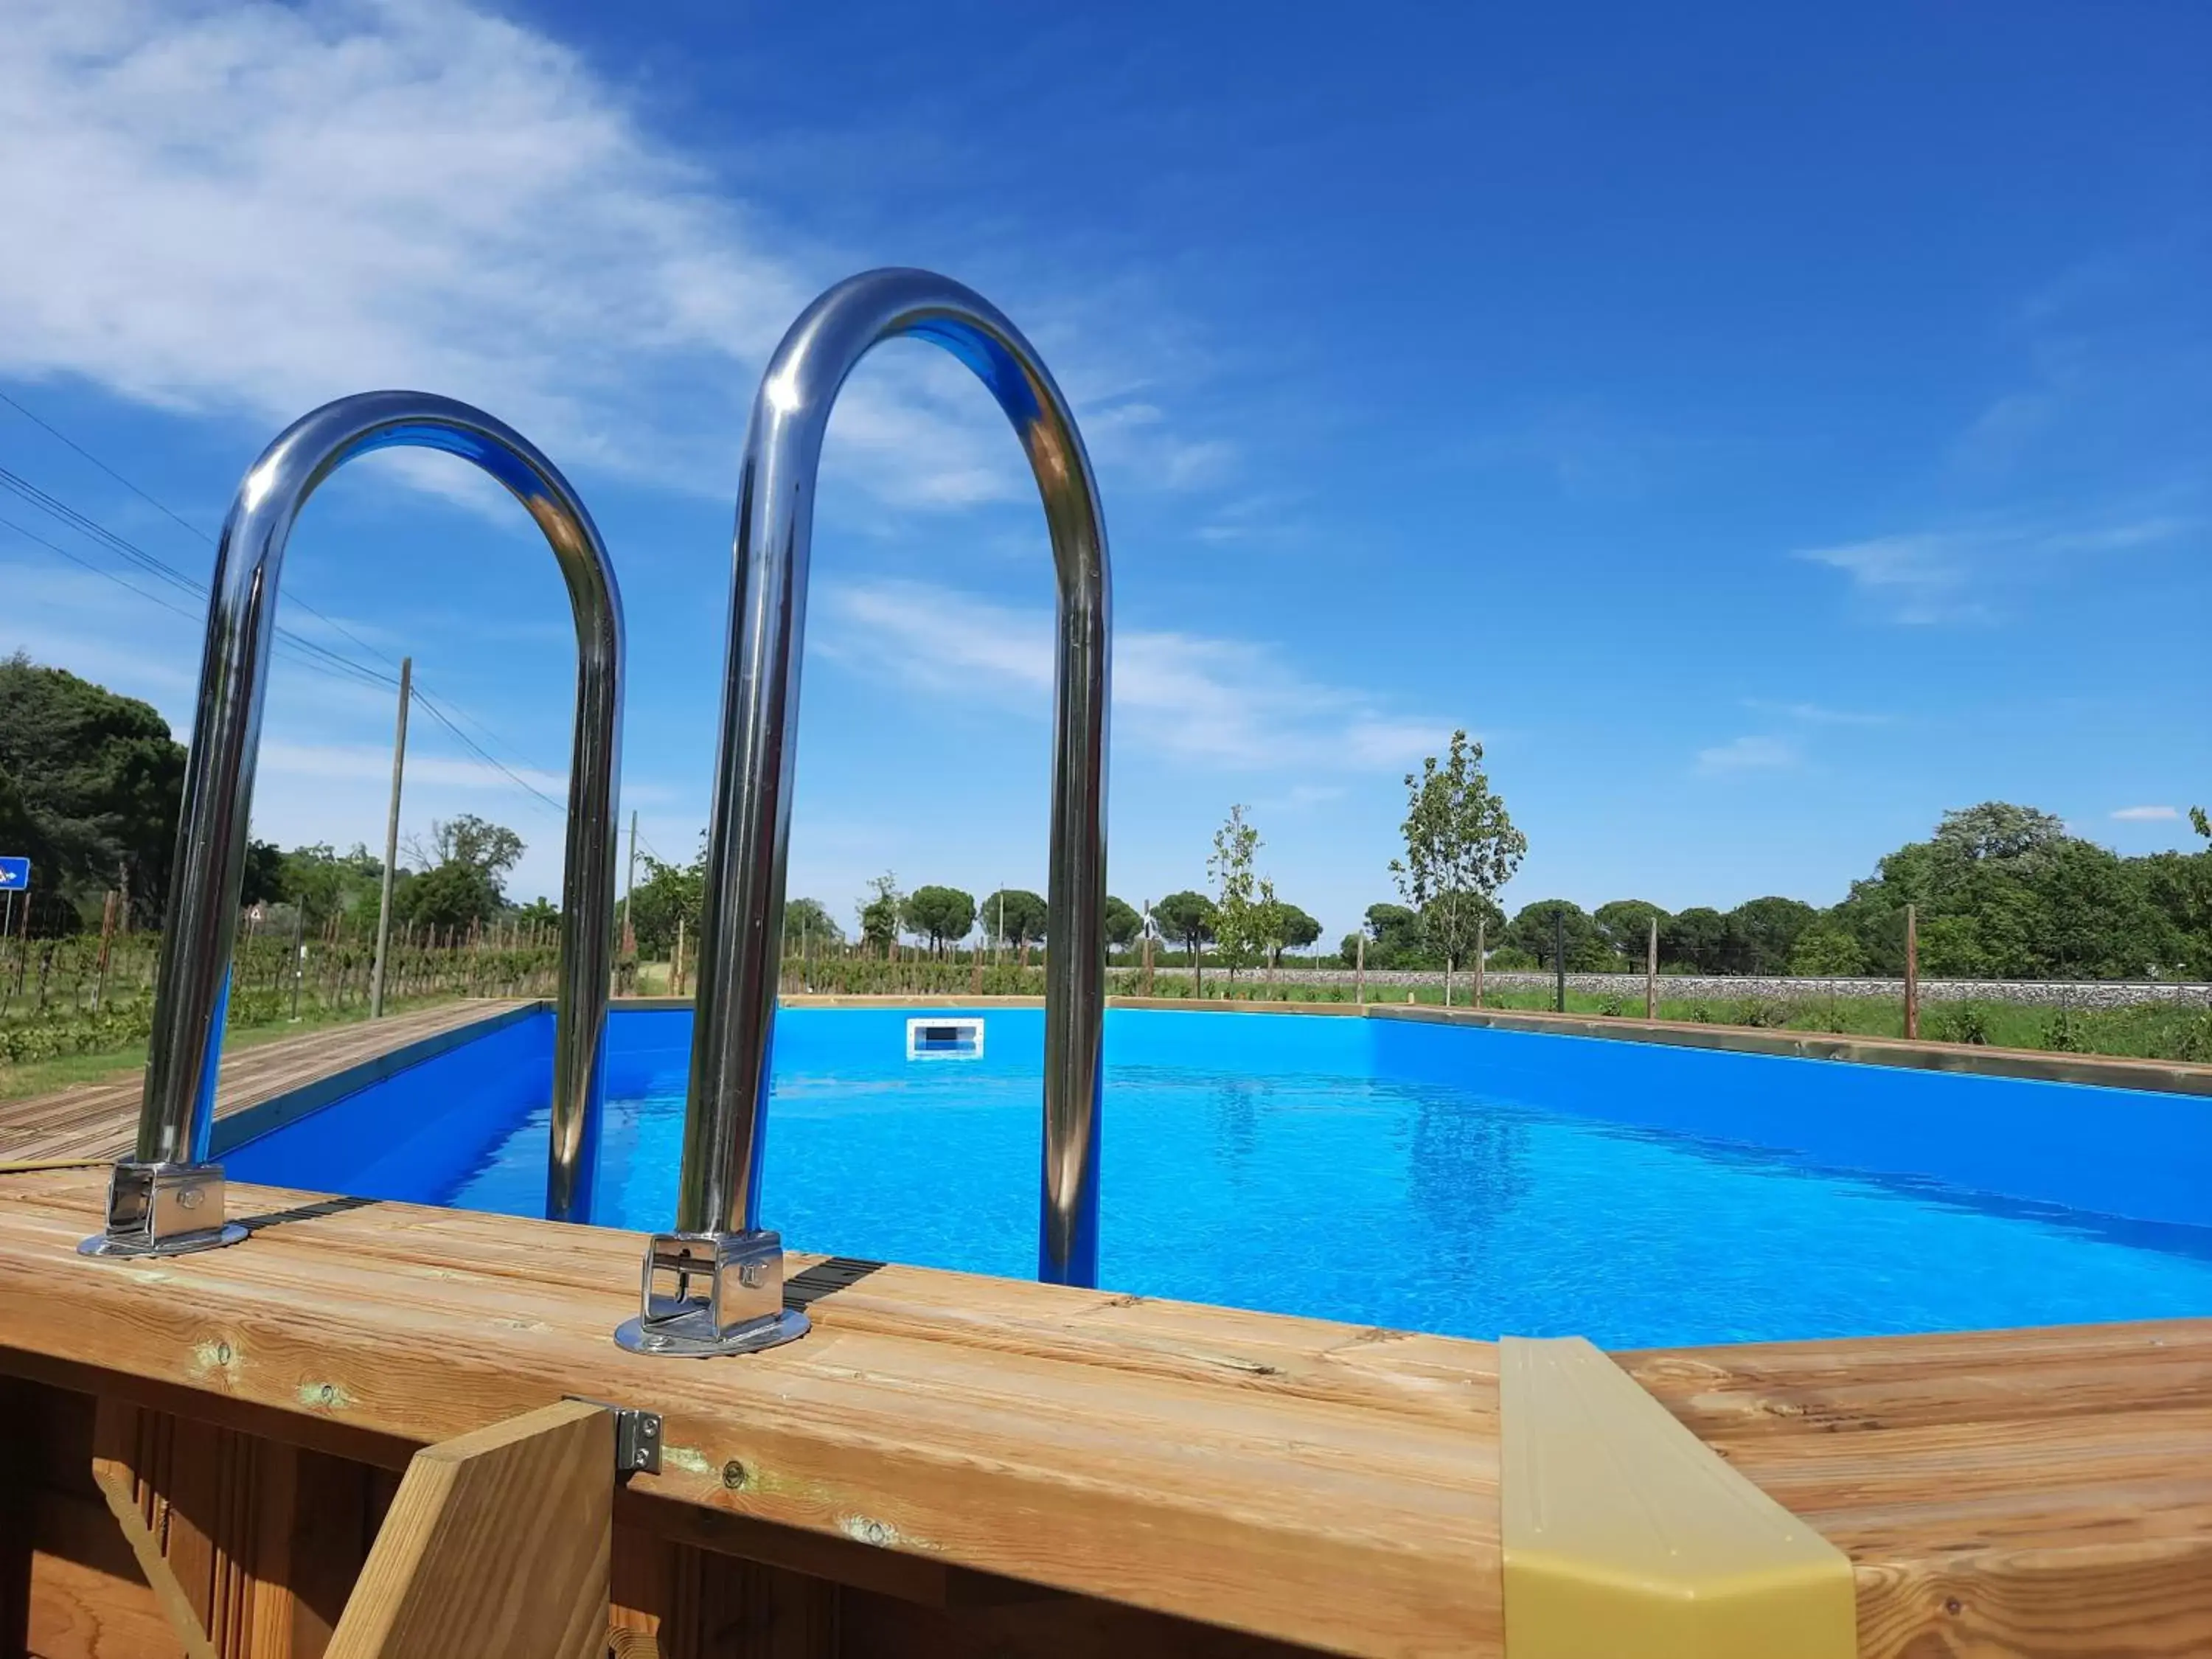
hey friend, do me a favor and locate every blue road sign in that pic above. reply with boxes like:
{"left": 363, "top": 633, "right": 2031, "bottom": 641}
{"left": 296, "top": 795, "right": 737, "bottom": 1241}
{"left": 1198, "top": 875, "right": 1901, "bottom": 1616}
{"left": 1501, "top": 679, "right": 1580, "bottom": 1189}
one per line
{"left": 0, "top": 858, "right": 29, "bottom": 891}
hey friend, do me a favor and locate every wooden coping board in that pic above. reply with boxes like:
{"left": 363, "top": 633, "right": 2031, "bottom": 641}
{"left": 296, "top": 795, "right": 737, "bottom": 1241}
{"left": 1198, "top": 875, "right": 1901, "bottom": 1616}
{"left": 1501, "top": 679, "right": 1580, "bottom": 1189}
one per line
{"left": 1, "top": 1167, "right": 2208, "bottom": 1658}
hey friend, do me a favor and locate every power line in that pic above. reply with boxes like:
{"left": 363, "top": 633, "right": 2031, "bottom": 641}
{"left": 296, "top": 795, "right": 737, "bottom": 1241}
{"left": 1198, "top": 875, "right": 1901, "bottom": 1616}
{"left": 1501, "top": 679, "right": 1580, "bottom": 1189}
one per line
{"left": 0, "top": 386, "right": 215, "bottom": 548}
{"left": 0, "top": 389, "right": 406, "bottom": 676}
{"left": 4, "top": 506, "right": 568, "bottom": 819}
{"left": 1, "top": 391, "right": 573, "bottom": 815}
{"left": 0, "top": 509, "right": 206, "bottom": 627}
{"left": 0, "top": 462, "right": 394, "bottom": 692}
{"left": 407, "top": 685, "right": 567, "bottom": 818}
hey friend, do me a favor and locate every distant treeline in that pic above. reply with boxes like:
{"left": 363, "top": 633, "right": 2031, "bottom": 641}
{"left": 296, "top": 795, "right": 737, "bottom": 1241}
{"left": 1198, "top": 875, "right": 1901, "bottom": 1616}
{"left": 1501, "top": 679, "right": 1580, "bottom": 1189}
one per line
{"left": 1351, "top": 803, "right": 2212, "bottom": 982}
{"left": 7, "top": 658, "right": 2205, "bottom": 983}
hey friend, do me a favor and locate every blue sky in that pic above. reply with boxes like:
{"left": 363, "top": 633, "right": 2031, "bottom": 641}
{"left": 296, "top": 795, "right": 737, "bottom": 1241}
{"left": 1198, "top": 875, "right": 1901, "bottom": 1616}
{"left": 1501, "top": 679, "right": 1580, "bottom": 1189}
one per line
{"left": 3, "top": 0, "right": 2206, "bottom": 941}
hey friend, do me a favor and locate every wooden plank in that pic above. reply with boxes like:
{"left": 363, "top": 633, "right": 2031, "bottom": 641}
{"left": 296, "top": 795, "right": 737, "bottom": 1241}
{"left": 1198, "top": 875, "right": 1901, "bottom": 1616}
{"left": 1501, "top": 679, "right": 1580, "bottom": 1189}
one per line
{"left": 1622, "top": 1328, "right": 2212, "bottom": 1659}
{"left": 324, "top": 1401, "right": 611, "bottom": 1659}
{"left": 0, "top": 1002, "right": 529, "bottom": 1164}
{"left": 24, "top": 1484, "right": 189, "bottom": 1659}
{"left": 0, "top": 1172, "right": 1500, "bottom": 1659}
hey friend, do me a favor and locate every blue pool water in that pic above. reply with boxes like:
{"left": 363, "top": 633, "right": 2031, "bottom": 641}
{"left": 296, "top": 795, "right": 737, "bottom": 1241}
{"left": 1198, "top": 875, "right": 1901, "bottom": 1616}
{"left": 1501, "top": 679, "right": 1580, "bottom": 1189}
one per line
{"left": 224, "top": 1006, "right": 2212, "bottom": 1349}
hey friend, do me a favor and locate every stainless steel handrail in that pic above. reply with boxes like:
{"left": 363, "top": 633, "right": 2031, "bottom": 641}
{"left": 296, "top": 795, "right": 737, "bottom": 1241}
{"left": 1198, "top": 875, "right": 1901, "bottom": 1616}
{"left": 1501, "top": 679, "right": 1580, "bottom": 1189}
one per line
{"left": 80, "top": 392, "right": 625, "bottom": 1257}
{"left": 616, "top": 268, "right": 1110, "bottom": 1357}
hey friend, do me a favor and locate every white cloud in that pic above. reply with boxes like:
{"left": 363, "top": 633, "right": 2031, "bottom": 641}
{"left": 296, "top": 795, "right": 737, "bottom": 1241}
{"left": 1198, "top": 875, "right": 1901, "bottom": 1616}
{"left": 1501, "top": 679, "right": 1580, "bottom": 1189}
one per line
{"left": 1795, "top": 513, "right": 2197, "bottom": 625}
{"left": 1795, "top": 532, "right": 1983, "bottom": 626}
{"left": 0, "top": 0, "right": 1222, "bottom": 517}
{"left": 1694, "top": 735, "right": 1798, "bottom": 775}
{"left": 1743, "top": 699, "right": 1894, "bottom": 727}
{"left": 257, "top": 738, "right": 567, "bottom": 799}
{"left": 814, "top": 578, "right": 1449, "bottom": 772}
{"left": 2110, "top": 804, "right": 2180, "bottom": 822}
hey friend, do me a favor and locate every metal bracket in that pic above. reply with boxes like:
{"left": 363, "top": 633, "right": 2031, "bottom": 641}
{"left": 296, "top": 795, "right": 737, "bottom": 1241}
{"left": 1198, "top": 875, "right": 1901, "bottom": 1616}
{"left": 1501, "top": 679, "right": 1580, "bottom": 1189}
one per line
{"left": 613, "top": 1228, "right": 810, "bottom": 1358}
{"left": 79, "top": 1161, "right": 249, "bottom": 1258}
{"left": 564, "top": 1396, "right": 664, "bottom": 1476}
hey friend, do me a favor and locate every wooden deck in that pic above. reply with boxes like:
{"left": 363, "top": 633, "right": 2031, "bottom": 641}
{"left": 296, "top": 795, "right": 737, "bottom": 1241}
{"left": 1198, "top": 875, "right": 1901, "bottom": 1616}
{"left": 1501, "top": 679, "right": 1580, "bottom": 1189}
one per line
{"left": 0, "top": 1166, "right": 2206, "bottom": 1658}
{"left": 0, "top": 1001, "right": 530, "bottom": 1164}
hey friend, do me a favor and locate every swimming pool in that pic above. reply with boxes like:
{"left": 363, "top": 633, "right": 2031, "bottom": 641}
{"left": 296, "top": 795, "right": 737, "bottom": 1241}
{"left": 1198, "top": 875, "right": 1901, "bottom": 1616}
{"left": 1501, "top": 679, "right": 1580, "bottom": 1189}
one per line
{"left": 222, "top": 1004, "right": 2212, "bottom": 1349}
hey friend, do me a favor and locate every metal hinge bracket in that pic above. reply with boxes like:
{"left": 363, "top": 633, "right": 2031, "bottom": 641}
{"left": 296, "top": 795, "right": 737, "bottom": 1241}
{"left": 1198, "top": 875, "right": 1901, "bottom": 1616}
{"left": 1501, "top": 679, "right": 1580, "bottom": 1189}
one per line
{"left": 564, "top": 1395, "right": 664, "bottom": 1475}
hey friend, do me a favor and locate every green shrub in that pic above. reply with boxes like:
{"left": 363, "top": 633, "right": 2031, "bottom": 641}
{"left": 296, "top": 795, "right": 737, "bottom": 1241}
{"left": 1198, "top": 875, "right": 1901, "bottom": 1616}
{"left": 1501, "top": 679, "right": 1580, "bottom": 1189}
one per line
{"left": 1926, "top": 1002, "right": 1991, "bottom": 1046}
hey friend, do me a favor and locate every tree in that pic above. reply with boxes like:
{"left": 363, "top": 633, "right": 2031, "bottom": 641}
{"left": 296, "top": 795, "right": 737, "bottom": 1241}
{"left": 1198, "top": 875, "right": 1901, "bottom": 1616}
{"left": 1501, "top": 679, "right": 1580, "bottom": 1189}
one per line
{"left": 399, "top": 860, "right": 502, "bottom": 932}
{"left": 1360, "top": 902, "right": 1430, "bottom": 967}
{"left": 627, "top": 852, "right": 705, "bottom": 958}
{"left": 396, "top": 815, "right": 525, "bottom": 933}
{"left": 423, "top": 814, "right": 524, "bottom": 880}
{"left": 982, "top": 888, "right": 1048, "bottom": 962}
{"left": 0, "top": 653, "right": 187, "bottom": 927}
{"left": 279, "top": 843, "right": 385, "bottom": 928}
{"left": 1788, "top": 920, "right": 1865, "bottom": 975}
{"left": 1593, "top": 900, "right": 1669, "bottom": 964}
{"left": 1722, "top": 897, "right": 1817, "bottom": 975}
{"left": 858, "top": 872, "right": 902, "bottom": 952}
{"left": 239, "top": 840, "right": 287, "bottom": 909}
{"left": 1103, "top": 896, "right": 1142, "bottom": 951}
{"left": 1277, "top": 904, "right": 1322, "bottom": 955}
{"left": 1154, "top": 890, "right": 1217, "bottom": 973}
{"left": 1207, "top": 805, "right": 1276, "bottom": 983}
{"left": 1934, "top": 802, "right": 2067, "bottom": 866}
{"left": 1661, "top": 905, "right": 1731, "bottom": 972}
{"left": 1390, "top": 730, "right": 1526, "bottom": 1004}
{"left": 902, "top": 885, "right": 976, "bottom": 954}
{"left": 1507, "top": 900, "right": 1609, "bottom": 970}
{"left": 783, "top": 897, "right": 843, "bottom": 951}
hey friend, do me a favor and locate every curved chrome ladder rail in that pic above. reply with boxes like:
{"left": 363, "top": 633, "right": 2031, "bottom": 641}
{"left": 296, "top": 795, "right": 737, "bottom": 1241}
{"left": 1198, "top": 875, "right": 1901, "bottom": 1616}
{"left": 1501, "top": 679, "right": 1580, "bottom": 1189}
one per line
{"left": 618, "top": 268, "right": 1110, "bottom": 1357}
{"left": 80, "top": 392, "right": 625, "bottom": 1257}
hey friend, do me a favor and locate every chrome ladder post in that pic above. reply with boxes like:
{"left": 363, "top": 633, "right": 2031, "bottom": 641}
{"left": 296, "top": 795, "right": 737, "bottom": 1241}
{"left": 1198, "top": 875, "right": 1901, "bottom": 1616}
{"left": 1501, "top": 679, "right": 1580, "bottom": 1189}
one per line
{"left": 619, "top": 268, "right": 1110, "bottom": 1357}
{"left": 80, "top": 392, "right": 625, "bottom": 1258}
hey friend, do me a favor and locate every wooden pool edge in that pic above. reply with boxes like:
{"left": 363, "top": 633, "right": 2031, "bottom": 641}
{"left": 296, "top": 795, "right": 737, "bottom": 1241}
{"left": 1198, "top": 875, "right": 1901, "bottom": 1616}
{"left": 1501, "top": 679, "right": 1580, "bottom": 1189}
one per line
{"left": 2, "top": 1167, "right": 2207, "bottom": 1658}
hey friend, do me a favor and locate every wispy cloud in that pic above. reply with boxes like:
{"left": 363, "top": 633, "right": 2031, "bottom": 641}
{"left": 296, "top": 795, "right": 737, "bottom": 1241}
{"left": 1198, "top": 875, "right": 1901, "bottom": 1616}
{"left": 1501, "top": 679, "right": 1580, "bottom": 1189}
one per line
{"left": 257, "top": 739, "right": 568, "bottom": 799}
{"left": 2110, "top": 804, "right": 2180, "bottom": 822}
{"left": 1795, "top": 532, "right": 1987, "bottom": 625}
{"left": 1795, "top": 513, "right": 2198, "bottom": 625}
{"left": 815, "top": 578, "right": 1449, "bottom": 771}
{"left": 0, "top": 0, "right": 1222, "bottom": 515}
{"left": 1952, "top": 241, "right": 2211, "bottom": 481}
{"left": 1743, "top": 699, "right": 1895, "bottom": 727}
{"left": 1694, "top": 735, "right": 1798, "bottom": 775}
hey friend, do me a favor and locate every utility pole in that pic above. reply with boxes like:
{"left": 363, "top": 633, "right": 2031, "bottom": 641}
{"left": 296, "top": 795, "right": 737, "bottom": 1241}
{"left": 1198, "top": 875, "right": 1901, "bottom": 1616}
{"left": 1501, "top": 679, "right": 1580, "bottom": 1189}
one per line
{"left": 369, "top": 656, "right": 411, "bottom": 1020}
{"left": 621, "top": 810, "right": 639, "bottom": 956}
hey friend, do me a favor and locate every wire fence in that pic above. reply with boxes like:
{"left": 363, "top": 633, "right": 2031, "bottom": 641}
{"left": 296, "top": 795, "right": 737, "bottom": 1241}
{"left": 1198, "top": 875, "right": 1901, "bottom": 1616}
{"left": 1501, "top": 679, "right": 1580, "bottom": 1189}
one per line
{"left": 732, "top": 941, "right": 2212, "bottom": 1063}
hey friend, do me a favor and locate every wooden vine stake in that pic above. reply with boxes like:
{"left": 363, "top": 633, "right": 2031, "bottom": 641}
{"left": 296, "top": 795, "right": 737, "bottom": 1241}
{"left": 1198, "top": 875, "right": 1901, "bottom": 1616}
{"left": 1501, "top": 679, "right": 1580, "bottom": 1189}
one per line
{"left": 1903, "top": 902, "right": 1920, "bottom": 1042}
